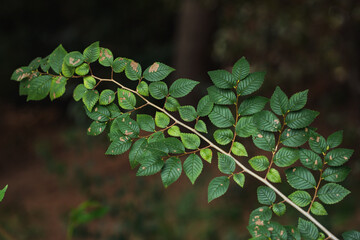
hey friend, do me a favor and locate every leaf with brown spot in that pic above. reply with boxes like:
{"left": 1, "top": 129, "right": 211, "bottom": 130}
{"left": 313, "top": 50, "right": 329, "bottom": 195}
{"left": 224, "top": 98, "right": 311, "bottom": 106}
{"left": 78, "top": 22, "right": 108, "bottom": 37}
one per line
{"left": 144, "top": 62, "right": 175, "bottom": 82}
{"left": 125, "top": 60, "right": 142, "bottom": 80}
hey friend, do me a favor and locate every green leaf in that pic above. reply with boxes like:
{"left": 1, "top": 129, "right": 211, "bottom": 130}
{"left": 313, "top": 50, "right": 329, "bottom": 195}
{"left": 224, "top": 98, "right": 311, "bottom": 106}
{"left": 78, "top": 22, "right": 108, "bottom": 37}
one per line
{"left": 105, "top": 137, "right": 132, "bottom": 155}
{"left": 64, "top": 51, "right": 84, "bottom": 67}
{"left": 137, "top": 81, "right": 149, "bottom": 96}
{"left": 237, "top": 71, "right": 266, "bottom": 96}
{"left": 62, "top": 62, "right": 75, "bottom": 77}
{"left": 322, "top": 166, "right": 350, "bottom": 183}
{"left": 137, "top": 114, "right": 155, "bottom": 132}
{"left": 273, "top": 203, "right": 286, "bottom": 216}
{"left": 285, "top": 109, "right": 319, "bottom": 129}
{"left": 253, "top": 110, "right": 281, "bottom": 132}
{"left": 195, "top": 120, "right": 207, "bottom": 133}
{"left": 169, "top": 78, "right": 199, "bottom": 97}
{"left": 168, "top": 126, "right": 180, "bottom": 137}
{"left": 106, "top": 103, "right": 122, "bottom": 118}
{"left": 213, "top": 129, "right": 233, "bottom": 145}
{"left": 111, "top": 115, "right": 140, "bottom": 139}
{"left": 164, "top": 97, "right": 180, "bottom": 112}
{"left": 238, "top": 96, "right": 269, "bottom": 116}
{"left": 310, "top": 202, "right": 328, "bottom": 216}
{"left": 85, "top": 105, "right": 110, "bottom": 122}
{"left": 208, "top": 105, "right": 235, "bottom": 128}
{"left": 136, "top": 155, "right": 164, "bottom": 176}
{"left": 178, "top": 105, "right": 197, "bottom": 122}
{"left": 83, "top": 41, "right": 100, "bottom": 63}
{"left": 125, "top": 60, "right": 142, "bottom": 80}
{"left": 143, "top": 62, "right": 175, "bottom": 82}
{"left": 252, "top": 131, "right": 275, "bottom": 152}
{"left": 317, "top": 183, "right": 350, "bottom": 204}
{"left": 231, "top": 142, "right": 248, "bottom": 156}
{"left": 248, "top": 155, "right": 269, "bottom": 171}
{"left": 270, "top": 86, "right": 289, "bottom": 115}
{"left": 163, "top": 138, "right": 185, "bottom": 154}
{"left": 40, "top": 56, "right": 50, "bottom": 72}
{"left": 257, "top": 186, "right": 276, "bottom": 205}
{"left": 11, "top": 66, "right": 32, "bottom": 81}
{"left": 289, "top": 90, "right": 308, "bottom": 112}
{"left": 298, "top": 218, "right": 319, "bottom": 240}
{"left": 87, "top": 121, "right": 106, "bottom": 136}
{"left": 83, "top": 76, "right": 96, "bottom": 89}
{"left": 75, "top": 63, "right": 90, "bottom": 76}
{"left": 112, "top": 57, "right": 128, "bottom": 73}
{"left": 232, "top": 57, "right": 250, "bottom": 81}
{"left": 118, "top": 89, "right": 136, "bottom": 109}
{"left": 73, "top": 84, "right": 87, "bottom": 101}
{"left": 233, "top": 173, "right": 245, "bottom": 187}
{"left": 299, "top": 149, "right": 323, "bottom": 170}
{"left": 98, "top": 48, "right": 113, "bottom": 67}
{"left": 155, "top": 112, "right": 170, "bottom": 128}
{"left": 235, "top": 116, "right": 258, "bottom": 137}
{"left": 82, "top": 90, "right": 99, "bottom": 112}
{"left": 218, "top": 153, "right": 235, "bottom": 174}
{"left": 0, "top": 185, "right": 8, "bottom": 202}
{"left": 180, "top": 133, "right": 200, "bottom": 150}
{"left": 285, "top": 226, "right": 301, "bottom": 240}
{"left": 99, "top": 89, "right": 115, "bottom": 105}
{"left": 286, "top": 167, "right": 316, "bottom": 190}
{"left": 29, "top": 57, "right": 42, "bottom": 70}
{"left": 183, "top": 154, "right": 203, "bottom": 184}
{"left": 161, "top": 157, "right": 182, "bottom": 188}
{"left": 273, "top": 147, "right": 299, "bottom": 167}
{"left": 288, "top": 191, "right": 312, "bottom": 207}
{"left": 327, "top": 130, "right": 343, "bottom": 149}
{"left": 128, "top": 138, "right": 147, "bottom": 169}
{"left": 208, "top": 176, "right": 230, "bottom": 202}
{"left": 49, "top": 44, "right": 67, "bottom": 74}
{"left": 325, "top": 148, "right": 354, "bottom": 167}
{"left": 342, "top": 231, "right": 360, "bottom": 240}
{"left": 50, "top": 76, "right": 67, "bottom": 100}
{"left": 200, "top": 148, "right": 212, "bottom": 163}
{"left": 280, "top": 128, "right": 309, "bottom": 147}
{"left": 208, "top": 69, "right": 236, "bottom": 89}
{"left": 308, "top": 132, "right": 327, "bottom": 154}
{"left": 27, "top": 75, "right": 52, "bottom": 101}
{"left": 149, "top": 81, "right": 168, "bottom": 99}
{"left": 269, "top": 222, "right": 288, "bottom": 240}
{"left": 207, "top": 86, "right": 236, "bottom": 105}
{"left": 249, "top": 206, "right": 273, "bottom": 225}
{"left": 197, "top": 95, "right": 214, "bottom": 117}
{"left": 267, "top": 168, "right": 282, "bottom": 183}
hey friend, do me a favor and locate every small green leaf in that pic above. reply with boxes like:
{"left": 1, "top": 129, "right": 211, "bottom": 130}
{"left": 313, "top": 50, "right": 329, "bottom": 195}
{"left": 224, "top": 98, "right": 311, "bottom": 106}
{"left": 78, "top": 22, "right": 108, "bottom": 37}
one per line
{"left": 110, "top": 115, "right": 140, "bottom": 139}
{"left": 106, "top": 103, "right": 122, "bottom": 118}
{"left": 285, "top": 109, "right": 319, "bottom": 129}
{"left": 118, "top": 89, "right": 136, "bottom": 109}
{"left": 253, "top": 110, "right": 281, "bottom": 132}
{"left": 232, "top": 57, "right": 250, "bottom": 81}
{"left": 125, "top": 60, "right": 142, "bottom": 80}
{"left": 252, "top": 131, "right": 275, "bottom": 152}
{"left": 231, "top": 142, "right": 248, "bottom": 157}
{"left": 288, "top": 191, "right": 312, "bottom": 207}
{"left": 178, "top": 105, "right": 197, "bottom": 122}
{"left": 180, "top": 133, "right": 200, "bottom": 150}
{"left": 218, "top": 153, "right": 236, "bottom": 174}
{"left": 249, "top": 206, "right": 273, "bottom": 224}
{"left": 0, "top": 185, "right": 8, "bottom": 202}
{"left": 155, "top": 112, "right": 170, "bottom": 128}
{"left": 73, "top": 84, "right": 87, "bottom": 101}
{"left": 64, "top": 51, "right": 84, "bottom": 67}
{"left": 98, "top": 48, "right": 113, "bottom": 67}
{"left": 208, "top": 105, "right": 235, "bottom": 128}
{"left": 184, "top": 154, "right": 203, "bottom": 184}
{"left": 143, "top": 62, "right": 175, "bottom": 82}
{"left": 62, "top": 62, "right": 75, "bottom": 77}
{"left": 164, "top": 96, "right": 180, "bottom": 112}
{"left": 197, "top": 95, "right": 214, "bottom": 117}
{"left": 40, "top": 56, "right": 50, "bottom": 72}
{"left": 163, "top": 138, "right": 185, "bottom": 154}
{"left": 161, "top": 157, "right": 182, "bottom": 188}
{"left": 112, "top": 57, "right": 128, "bottom": 73}
{"left": 310, "top": 202, "right": 328, "bottom": 216}
{"left": 195, "top": 120, "right": 208, "bottom": 133}
{"left": 298, "top": 218, "right": 319, "bottom": 240}
{"left": 289, "top": 90, "right": 308, "bottom": 112}
{"left": 257, "top": 186, "right": 276, "bottom": 205}
{"left": 208, "top": 176, "right": 230, "bottom": 202}
{"left": 342, "top": 231, "right": 360, "bottom": 240}
{"left": 233, "top": 173, "right": 245, "bottom": 187}
{"left": 136, "top": 155, "right": 164, "bottom": 176}
{"left": 99, "top": 89, "right": 115, "bottom": 105}
{"left": 208, "top": 69, "right": 236, "bottom": 89}
{"left": 325, "top": 148, "right": 354, "bottom": 167}
{"left": 168, "top": 126, "right": 181, "bottom": 137}
{"left": 238, "top": 96, "right": 269, "bottom": 116}
{"left": 49, "top": 44, "right": 67, "bottom": 74}
{"left": 285, "top": 226, "right": 301, "bottom": 240}
{"left": 137, "top": 114, "right": 155, "bottom": 132}
{"left": 137, "top": 81, "right": 149, "bottom": 96}
{"left": 327, "top": 130, "right": 343, "bottom": 149}
{"left": 308, "top": 132, "right": 327, "bottom": 154}
{"left": 270, "top": 86, "right": 289, "bottom": 115}
{"left": 49, "top": 76, "right": 67, "bottom": 100}
{"left": 273, "top": 147, "right": 299, "bottom": 167}
{"left": 83, "top": 41, "right": 100, "bottom": 63}
{"left": 128, "top": 138, "right": 147, "bottom": 169}
{"left": 286, "top": 167, "right": 316, "bottom": 190}
{"left": 83, "top": 76, "right": 96, "bottom": 89}
{"left": 85, "top": 105, "right": 110, "bottom": 122}
{"left": 322, "top": 166, "right": 350, "bottom": 183}
{"left": 248, "top": 155, "right": 269, "bottom": 171}
{"left": 27, "top": 75, "right": 52, "bottom": 101}
{"left": 169, "top": 78, "right": 199, "bottom": 97}
{"left": 268, "top": 222, "right": 288, "bottom": 240}
{"left": 273, "top": 203, "right": 286, "bottom": 216}
{"left": 299, "top": 148, "right": 323, "bottom": 170}
{"left": 105, "top": 137, "right": 132, "bottom": 155}
{"left": 280, "top": 128, "right": 309, "bottom": 147}
{"left": 75, "top": 63, "right": 89, "bottom": 76}
{"left": 200, "top": 148, "right": 212, "bottom": 163}
{"left": 29, "top": 57, "right": 41, "bottom": 70}
{"left": 87, "top": 121, "right": 106, "bottom": 136}
{"left": 317, "top": 183, "right": 350, "bottom": 204}
{"left": 237, "top": 71, "right": 266, "bottom": 96}
{"left": 207, "top": 86, "right": 236, "bottom": 105}
{"left": 149, "top": 81, "right": 168, "bottom": 100}
{"left": 267, "top": 168, "right": 282, "bottom": 183}
{"left": 213, "top": 129, "right": 233, "bottom": 145}
{"left": 235, "top": 116, "right": 258, "bottom": 138}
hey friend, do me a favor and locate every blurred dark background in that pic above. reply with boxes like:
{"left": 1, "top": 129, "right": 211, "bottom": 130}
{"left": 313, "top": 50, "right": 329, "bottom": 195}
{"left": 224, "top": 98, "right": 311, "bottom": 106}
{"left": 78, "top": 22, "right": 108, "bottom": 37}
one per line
{"left": 0, "top": 0, "right": 359, "bottom": 239}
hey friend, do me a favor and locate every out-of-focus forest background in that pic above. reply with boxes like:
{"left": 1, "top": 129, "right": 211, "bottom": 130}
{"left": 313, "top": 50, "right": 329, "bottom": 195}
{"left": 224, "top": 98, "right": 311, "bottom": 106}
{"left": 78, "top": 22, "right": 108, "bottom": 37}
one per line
{"left": 0, "top": 0, "right": 359, "bottom": 239}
